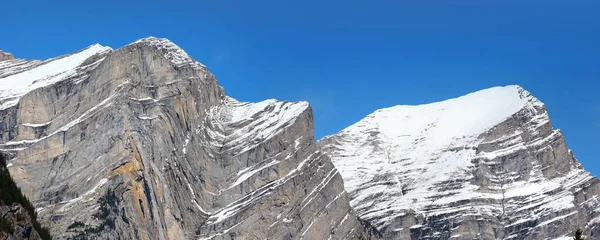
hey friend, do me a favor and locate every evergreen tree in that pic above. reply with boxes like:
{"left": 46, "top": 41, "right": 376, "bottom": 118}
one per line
{"left": 0, "top": 153, "right": 52, "bottom": 239}
{"left": 574, "top": 228, "right": 583, "bottom": 240}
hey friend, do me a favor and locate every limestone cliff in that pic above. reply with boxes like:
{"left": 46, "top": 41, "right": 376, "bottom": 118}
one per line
{"left": 0, "top": 37, "right": 374, "bottom": 239}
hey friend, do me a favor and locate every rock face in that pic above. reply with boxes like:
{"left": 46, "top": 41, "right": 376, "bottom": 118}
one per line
{"left": 0, "top": 203, "right": 42, "bottom": 240}
{"left": 0, "top": 51, "right": 14, "bottom": 61}
{"left": 319, "top": 86, "right": 600, "bottom": 239}
{"left": 0, "top": 37, "right": 374, "bottom": 239}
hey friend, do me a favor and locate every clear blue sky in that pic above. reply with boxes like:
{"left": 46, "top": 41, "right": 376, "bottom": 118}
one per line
{"left": 2, "top": 1, "right": 599, "bottom": 175}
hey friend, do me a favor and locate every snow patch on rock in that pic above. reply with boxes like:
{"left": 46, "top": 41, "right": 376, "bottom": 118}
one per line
{"left": 0, "top": 44, "right": 112, "bottom": 110}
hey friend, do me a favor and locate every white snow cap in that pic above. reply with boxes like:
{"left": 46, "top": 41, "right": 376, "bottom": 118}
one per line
{"left": 322, "top": 85, "right": 554, "bottom": 228}
{"left": 349, "top": 85, "right": 536, "bottom": 147}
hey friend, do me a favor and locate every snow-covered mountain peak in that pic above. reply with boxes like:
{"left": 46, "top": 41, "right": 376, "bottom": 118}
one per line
{"left": 329, "top": 85, "right": 545, "bottom": 166}
{"left": 128, "top": 36, "right": 206, "bottom": 68}
{"left": 87, "top": 43, "right": 112, "bottom": 51}
{"left": 319, "top": 85, "right": 596, "bottom": 239}
{"left": 343, "top": 85, "right": 539, "bottom": 141}
{"left": 323, "top": 85, "right": 543, "bottom": 199}
{"left": 0, "top": 50, "right": 14, "bottom": 61}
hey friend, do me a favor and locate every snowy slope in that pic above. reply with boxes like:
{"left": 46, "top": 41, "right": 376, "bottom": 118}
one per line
{"left": 0, "top": 44, "right": 112, "bottom": 110}
{"left": 327, "top": 86, "right": 532, "bottom": 200}
{"left": 319, "top": 85, "right": 600, "bottom": 239}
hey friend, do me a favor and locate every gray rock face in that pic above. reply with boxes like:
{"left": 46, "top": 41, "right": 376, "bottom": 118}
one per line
{"left": 0, "top": 51, "right": 14, "bottom": 61}
{"left": 319, "top": 86, "right": 600, "bottom": 239}
{"left": 0, "top": 37, "right": 375, "bottom": 239}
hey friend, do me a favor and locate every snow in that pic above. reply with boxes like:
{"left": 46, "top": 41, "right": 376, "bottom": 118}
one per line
{"left": 182, "top": 134, "right": 190, "bottom": 154}
{"left": 0, "top": 44, "right": 112, "bottom": 110}
{"left": 0, "top": 50, "right": 13, "bottom": 56}
{"left": 84, "top": 178, "right": 109, "bottom": 196}
{"left": 326, "top": 86, "right": 533, "bottom": 200}
{"left": 138, "top": 116, "right": 157, "bottom": 120}
{"left": 58, "top": 178, "right": 109, "bottom": 212}
{"left": 206, "top": 152, "right": 318, "bottom": 225}
{"left": 131, "top": 37, "right": 206, "bottom": 68}
{"left": 217, "top": 97, "right": 309, "bottom": 155}
{"left": 324, "top": 191, "right": 345, "bottom": 209}
{"left": 537, "top": 211, "right": 577, "bottom": 226}
{"left": 227, "top": 159, "right": 279, "bottom": 190}
{"left": 0, "top": 85, "right": 121, "bottom": 149}
{"left": 300, "top": 168, "right": 339, "bottom": 212}
{"left": 189, "top": 97, "right": 313, "bottom": 226}
{"left": 356, "top": 85, "right": 527, "bottom": 150}
{"left": 339, "top": 213, "right": 350, "bottom": 226}
{"left": 1, "top": 38, "right": 328, "bottom": 238}
{"left": 187, "top": 182, "right": 195, "bottom": 196}
{"left": 21, "top": 121, "right": 52, "bottom": 128}
{"left": 195, "top": 96, "right": 315, "bottom": 227}
{"left": 130, "top": 97, "right": 158, "bottom": 102}
{"left": 504, "top": 180, "right": 561, "bottom": 198}
{"left": 227, "top": 97, "right": 277, "bottom": 122}
{"left": 198, "top": 222, "right": 243, "bottom": 240}
{"left": 320, "top": 85, "right": 588, "bottom": 236}
{"left": 300, "top": 217, "right": 316, "bottom": 237}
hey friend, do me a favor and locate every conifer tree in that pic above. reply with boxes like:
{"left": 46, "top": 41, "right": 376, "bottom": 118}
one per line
{"left": 0, "top": 153, "right": 52, "bottom": 239}
{"left": 574, "top": 228, "right": 583, "bottom": 240}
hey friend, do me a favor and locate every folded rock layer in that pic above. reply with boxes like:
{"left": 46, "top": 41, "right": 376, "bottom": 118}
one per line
{"left": 0, "top": 37, "right": 374, "bottom": 240}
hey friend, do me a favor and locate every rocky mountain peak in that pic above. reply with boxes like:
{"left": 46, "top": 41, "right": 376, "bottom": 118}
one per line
{"left": 127, "top": 36, "right": 206, "bottom": 69}
{"left": 0, "top": 50, "right": 14, "bottom": 61}
{"left": 0, "top": 38, "right": 376, "bottom": 240}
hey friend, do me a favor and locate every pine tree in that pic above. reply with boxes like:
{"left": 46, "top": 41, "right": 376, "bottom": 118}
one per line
{"left": 0, "top": 153, "right": 52, "bottom": 239}
{"left": 574, "top": 228, "right": 583, "bottom": 240}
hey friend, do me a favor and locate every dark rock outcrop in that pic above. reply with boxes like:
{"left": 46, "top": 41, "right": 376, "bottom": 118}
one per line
{"left": 0, "top": 203, "right": 43, "bottom": 240}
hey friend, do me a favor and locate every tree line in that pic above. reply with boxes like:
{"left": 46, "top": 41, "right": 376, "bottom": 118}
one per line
{"left": 0, "top": 153, "right": 52, "bottom": 239}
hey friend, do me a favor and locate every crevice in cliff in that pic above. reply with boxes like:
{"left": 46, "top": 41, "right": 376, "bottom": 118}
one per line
{"left": 357, "top": 216, "right": 383, "bottom": 239}
{"left": 142, "top": 179, "right": 154, "bottom": 221}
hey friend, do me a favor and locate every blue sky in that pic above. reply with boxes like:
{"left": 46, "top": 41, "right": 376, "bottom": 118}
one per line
{"left": 2, "top": 1, "right": 599, "bottom": 175}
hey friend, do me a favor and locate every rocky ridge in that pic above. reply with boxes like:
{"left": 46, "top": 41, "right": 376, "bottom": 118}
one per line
{"left": 0, "top": 37, "right": 374, "bottom": 239}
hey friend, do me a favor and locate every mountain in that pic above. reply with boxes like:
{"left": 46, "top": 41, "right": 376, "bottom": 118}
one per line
{"left": 318, "top": 86, "right": 599, "bottom": 239}
{"left": 0, "top": 37, "right": 376, "bottom": 239}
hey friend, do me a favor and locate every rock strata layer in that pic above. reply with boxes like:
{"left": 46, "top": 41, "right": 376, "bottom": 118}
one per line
{"left": 319, "top": 86, "right": 600, "bottom": 240}
{"left": 0, "top": 37, "right": 374, "bottom": 240}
